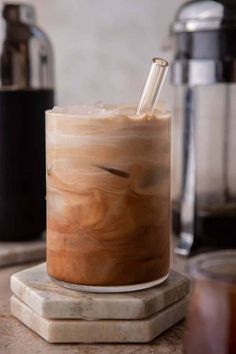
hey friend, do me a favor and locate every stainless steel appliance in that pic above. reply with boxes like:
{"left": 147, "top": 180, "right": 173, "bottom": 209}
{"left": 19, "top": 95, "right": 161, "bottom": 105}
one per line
{"left": 171, "top": 0, "right": 236, "bottom": 255}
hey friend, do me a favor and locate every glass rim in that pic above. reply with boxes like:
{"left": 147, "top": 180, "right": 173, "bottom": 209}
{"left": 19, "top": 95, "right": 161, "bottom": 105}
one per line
{"left": 45, "top": 103, "right": 171, "bottom": 120}
{"left": 188, "top": 250, "right": 236, "bottom": 285}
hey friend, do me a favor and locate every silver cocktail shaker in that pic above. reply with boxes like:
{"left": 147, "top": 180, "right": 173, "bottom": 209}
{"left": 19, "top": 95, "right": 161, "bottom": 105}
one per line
{"left": 170, "top": 0, "right": 236, "bottom": 255}
{"left": 0, "top": 3, "right": 54, "bottom": 241}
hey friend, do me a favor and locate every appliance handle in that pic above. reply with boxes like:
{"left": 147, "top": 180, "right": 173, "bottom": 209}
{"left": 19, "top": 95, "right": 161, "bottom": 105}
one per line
{"left": 175, "top": 87, "right": 196, "bottom": 256}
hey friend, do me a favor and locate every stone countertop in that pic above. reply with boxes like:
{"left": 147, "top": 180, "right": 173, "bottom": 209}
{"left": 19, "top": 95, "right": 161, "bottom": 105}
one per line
{"left": 0, "top": 241, "right": 187, "bottom": 354}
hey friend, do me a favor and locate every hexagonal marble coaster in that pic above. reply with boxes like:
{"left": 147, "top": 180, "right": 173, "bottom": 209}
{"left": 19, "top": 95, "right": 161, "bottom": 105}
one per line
{"left": 0, "top": 238, "right": 46, "bottom": 268}
{"left": 11, "top": 295, "right": 188, "bottom": 343}
{"left": 11, "top": 263, "right": 190, "bottom": 320}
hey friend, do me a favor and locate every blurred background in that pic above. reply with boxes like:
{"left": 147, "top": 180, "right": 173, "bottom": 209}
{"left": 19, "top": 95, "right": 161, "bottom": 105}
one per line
{"left": 11, "top": 0, "right": 185, "bottom": 105}
{"left": 1, "top": 0, "right": 236, "bottom": 253}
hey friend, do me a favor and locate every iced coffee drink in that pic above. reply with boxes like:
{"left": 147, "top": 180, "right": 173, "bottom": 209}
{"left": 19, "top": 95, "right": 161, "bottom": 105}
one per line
{"left": 46, "top": 104, "right": 170, "bottom": 291}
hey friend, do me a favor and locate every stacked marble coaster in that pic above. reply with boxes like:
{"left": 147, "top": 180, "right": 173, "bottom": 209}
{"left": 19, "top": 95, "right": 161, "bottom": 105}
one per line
{"left": 10, "top": 263, "right": 190, "bottom": 343}
{"left": 0, "top": 236, "right": 46, "bottom": 267}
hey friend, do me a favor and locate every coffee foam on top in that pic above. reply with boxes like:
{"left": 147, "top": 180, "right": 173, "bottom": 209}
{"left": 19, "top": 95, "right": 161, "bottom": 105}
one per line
{"left": 52, "top": 104, "right": 119, "bottom": 117}
{"left": 50, "top": 103, "right": 169, "bottom": 119}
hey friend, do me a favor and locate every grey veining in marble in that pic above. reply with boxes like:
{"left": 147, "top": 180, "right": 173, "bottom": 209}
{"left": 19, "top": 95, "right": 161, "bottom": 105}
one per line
{"left": 0, "top": 239, "right": 46, "bottom": 267}
{"left": 11, "top": 295, "right": 188, "bottom": 343}
{"left": 11, "top": 263, "right": 190, "bottom": 320}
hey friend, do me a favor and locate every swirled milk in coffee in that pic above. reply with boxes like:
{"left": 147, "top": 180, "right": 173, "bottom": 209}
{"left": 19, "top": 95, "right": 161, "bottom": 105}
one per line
{"left": 46, "top": 104, "right": 170, "bottom": 289}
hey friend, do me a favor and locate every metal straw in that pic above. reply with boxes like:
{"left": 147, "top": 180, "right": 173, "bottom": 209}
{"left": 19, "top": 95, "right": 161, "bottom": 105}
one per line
{"left": 137, "top": 58, "right": 169, "bottom": 115}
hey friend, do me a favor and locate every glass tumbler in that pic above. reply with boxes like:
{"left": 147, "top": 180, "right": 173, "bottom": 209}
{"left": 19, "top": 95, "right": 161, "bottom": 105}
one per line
{"left": 46, "top": 104, "right": 171, "bottom": 292}
{"left": 185, "top": 250, "right": 236, "bottom": 354}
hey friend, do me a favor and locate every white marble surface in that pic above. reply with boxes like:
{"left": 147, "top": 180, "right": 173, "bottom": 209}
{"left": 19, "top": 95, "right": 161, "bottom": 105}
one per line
{"left": 0, "top": 240, "right": 46, "bottom": 267}
{"left": 11, "top": 263, "right": 189, "bottom": 320}
{"left": 11, "top": 295, "right": 188, "bottom": 343}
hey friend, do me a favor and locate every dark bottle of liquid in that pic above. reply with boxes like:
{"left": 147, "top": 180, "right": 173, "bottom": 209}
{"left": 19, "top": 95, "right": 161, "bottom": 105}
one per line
{"left": 0, "top": 4, "right": 54, "bottom": 241}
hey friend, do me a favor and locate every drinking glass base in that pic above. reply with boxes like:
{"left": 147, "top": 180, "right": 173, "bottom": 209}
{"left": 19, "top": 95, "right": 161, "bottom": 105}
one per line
{"left": 50, "top": 273, "right": 169, "bottom": 293}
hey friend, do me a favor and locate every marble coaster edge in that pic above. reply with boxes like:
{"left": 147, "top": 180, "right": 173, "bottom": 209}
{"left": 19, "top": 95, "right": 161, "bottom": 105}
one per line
{"left": 0, "top": 240, "right": 46, "bottom": 267}
{"left": 10, "top": 263, "right": 190, "bottom": 320}
{"left": 11, "top": 295, "right": 187, "bottom": 343}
